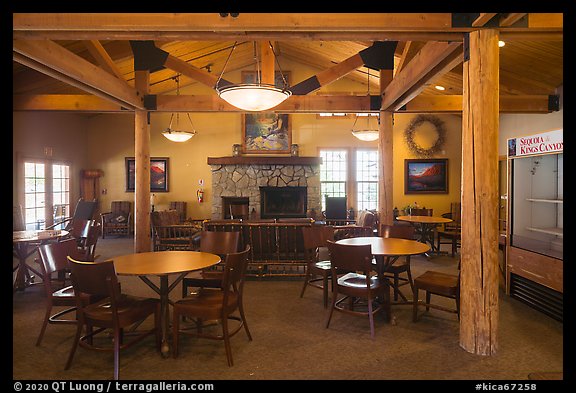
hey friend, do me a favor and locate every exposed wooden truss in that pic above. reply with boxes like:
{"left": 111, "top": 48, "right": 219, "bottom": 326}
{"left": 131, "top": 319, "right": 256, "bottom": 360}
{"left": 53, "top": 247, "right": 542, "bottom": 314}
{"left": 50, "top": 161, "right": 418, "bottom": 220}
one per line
{"left": 12, "top": 13, "right": 563, "bottom": 115}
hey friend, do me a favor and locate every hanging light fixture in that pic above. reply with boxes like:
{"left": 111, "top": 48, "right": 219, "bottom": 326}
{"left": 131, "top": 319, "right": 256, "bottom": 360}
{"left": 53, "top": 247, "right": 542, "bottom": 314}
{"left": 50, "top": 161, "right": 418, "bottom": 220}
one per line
{"left": 215, "top": 41, "right": 292, "bottom": 111}
{"left": 162, "top": 75, "right": 197, "bottom": 142}
{"left": 351, "top": 68, "right": 379, "bottom": 142}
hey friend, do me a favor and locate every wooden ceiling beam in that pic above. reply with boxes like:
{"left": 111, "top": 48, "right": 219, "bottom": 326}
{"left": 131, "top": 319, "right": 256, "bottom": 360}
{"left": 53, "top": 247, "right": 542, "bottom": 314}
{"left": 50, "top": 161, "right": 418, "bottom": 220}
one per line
{"left": 291, "top": 53, "right": 364, "bottom": 95}
{"left": 13, "top": 53, "right": 136, "bottom": 110}
{"left": 381, "top": 41, "right": 463, "bottom": 111}
{"left": 83, "top": 40, "right": 129, "bottom": 85}
{"left": 499, "top": 13, "right": 527, "bottom": 27}
{"left": 13, "top": 13, "right": 454, "bottom": 32}
{"left": 13, "top": 39, "right": 144, "bottom": 109}
{"left": 13, "top": 93, "right": 556, "bottom": 114}
{"left": 13, "top": 94, "right": 128, "bottom": 112}
{"left": 472, "top": 13, "right": 498, "bottom": 27}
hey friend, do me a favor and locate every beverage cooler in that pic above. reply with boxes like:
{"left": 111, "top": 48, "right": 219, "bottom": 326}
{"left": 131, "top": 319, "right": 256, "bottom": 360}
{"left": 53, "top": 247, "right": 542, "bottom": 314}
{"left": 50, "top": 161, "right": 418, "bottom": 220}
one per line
{"left": 506, "top": 129, "right": 563, "bottom": 322}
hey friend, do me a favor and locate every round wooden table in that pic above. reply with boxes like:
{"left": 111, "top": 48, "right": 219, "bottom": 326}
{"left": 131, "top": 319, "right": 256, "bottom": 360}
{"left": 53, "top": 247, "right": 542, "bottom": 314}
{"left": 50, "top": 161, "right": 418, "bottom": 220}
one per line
{"left": 397, "top": 215, "right": 453, "bottom": 255}
{"left": 113, "top": 250, "right": 221, "bottom": 357}
{"left": 336, "top": 237, "right": 430, "bottom": 321}
{"left": 13, "top": 229, "right": 69, "bottom": 292}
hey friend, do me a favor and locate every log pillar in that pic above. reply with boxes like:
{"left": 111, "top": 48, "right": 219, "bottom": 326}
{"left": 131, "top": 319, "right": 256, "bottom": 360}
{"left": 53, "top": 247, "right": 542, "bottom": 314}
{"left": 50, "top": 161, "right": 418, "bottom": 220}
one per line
{"left": 134, "top": 70, "right": 151, "bottom": 253}
{"left": 379, "top": 68, "right": 394, "bottom": 226}
{"left": 460, "top": 29, "right": 500, "bottom": 355}
{"left": 260, "top": 41, "right": 275, "bottom": 85}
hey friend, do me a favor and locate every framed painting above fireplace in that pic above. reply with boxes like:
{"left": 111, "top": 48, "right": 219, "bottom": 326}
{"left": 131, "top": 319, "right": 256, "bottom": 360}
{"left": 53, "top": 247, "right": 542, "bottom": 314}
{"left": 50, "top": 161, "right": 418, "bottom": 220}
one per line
{"left": 242, "top": 71, "right": 291, "bottom": 154}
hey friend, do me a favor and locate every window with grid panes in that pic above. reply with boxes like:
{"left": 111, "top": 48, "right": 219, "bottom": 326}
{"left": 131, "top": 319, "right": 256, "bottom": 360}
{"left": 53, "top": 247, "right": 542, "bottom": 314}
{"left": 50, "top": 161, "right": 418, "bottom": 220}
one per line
{"left": 356, "top": 150, "right": 379, "bottom": 211}
{"left": 319, "top": 149, "right": 347, "bottom": 211}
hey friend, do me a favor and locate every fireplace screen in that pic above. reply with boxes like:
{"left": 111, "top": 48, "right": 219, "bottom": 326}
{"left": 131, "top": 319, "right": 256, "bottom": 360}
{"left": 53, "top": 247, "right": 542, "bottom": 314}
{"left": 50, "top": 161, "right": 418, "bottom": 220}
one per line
{"left": 260, "top": 187, "right": 307, "bottom": 219}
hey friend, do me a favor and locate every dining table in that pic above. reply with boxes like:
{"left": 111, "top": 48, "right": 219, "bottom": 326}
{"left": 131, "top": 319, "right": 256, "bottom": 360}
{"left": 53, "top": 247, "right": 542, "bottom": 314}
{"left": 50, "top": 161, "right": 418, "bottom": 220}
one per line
{"left": 112, "top": 250, "right": 221, "bottom": 357}
{"left": 396, "top": 215, "right": 453, "bottom": 256}
{"left": 13, "top": 229, "right": 69, "bottom": 292}
{"left": 335, "top": 236, "right": 430, "bottom": 322}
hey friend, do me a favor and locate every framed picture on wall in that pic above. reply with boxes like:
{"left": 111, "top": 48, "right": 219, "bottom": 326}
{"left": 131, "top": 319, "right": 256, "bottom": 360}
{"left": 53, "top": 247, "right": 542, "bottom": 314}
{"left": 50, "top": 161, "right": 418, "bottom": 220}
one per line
{"left": 404, "top": 158, "right": 448, "bottom": 194}
{"left": 125, "top": 157, "right": 169, "bottom": 192}
{"left": 241, "top": 71, "right": 291, "bottom": 154}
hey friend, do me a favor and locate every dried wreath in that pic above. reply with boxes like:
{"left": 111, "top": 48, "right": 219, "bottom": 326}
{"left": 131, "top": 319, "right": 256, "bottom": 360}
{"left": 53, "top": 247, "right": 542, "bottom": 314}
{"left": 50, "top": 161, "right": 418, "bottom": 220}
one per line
{"left": 404, "top": 114, "right": 446, "bottom": 157}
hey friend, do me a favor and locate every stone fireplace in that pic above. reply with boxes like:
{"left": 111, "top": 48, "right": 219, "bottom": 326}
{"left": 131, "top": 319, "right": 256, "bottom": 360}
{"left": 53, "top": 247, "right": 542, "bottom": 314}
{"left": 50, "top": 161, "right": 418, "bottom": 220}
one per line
{"left": 208, "top": 156, "right": 322, "bottom": 220}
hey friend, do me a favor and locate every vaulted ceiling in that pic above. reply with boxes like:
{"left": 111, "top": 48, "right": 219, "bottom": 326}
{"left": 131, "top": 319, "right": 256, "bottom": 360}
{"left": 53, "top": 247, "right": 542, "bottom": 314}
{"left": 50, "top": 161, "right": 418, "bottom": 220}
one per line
{"left": 12, "top": 13, "right": 563, "bottom": 114}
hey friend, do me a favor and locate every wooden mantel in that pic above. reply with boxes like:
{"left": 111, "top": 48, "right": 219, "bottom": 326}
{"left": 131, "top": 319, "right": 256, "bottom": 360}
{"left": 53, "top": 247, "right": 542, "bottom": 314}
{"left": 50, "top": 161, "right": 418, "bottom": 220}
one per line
{"left": 207, "top": 156, "right": 322, "bottom": 166}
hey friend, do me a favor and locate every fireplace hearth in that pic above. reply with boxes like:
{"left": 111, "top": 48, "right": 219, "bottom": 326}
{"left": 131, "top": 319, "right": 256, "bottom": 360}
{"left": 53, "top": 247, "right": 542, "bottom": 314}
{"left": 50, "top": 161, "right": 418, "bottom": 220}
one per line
{"left": 260, "top": 187, "right": 307, "bottom": 219}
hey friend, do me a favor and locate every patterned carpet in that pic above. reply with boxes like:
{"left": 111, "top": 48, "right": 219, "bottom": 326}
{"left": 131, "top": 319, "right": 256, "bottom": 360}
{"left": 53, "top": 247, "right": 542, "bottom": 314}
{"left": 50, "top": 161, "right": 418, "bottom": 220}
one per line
{"left": 13, "top": 237, "right": 564, "bottom": 382}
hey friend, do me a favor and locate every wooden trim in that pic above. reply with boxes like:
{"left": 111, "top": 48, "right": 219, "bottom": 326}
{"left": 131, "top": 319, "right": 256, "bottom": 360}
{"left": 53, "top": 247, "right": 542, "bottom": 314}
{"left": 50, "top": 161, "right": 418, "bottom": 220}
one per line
{"left": 207, "top": 156, "right": 322, "bottom": 166}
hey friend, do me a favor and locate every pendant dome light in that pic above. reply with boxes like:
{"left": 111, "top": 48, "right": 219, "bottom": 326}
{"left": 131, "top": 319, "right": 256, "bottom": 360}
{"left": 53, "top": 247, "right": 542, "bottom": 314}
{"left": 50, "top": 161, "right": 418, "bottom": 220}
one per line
{"left": 162, "top": 75, "right": 197, "bottom": 142}
{"left": 215, "top": 41, "right": 292, "bottom": 111}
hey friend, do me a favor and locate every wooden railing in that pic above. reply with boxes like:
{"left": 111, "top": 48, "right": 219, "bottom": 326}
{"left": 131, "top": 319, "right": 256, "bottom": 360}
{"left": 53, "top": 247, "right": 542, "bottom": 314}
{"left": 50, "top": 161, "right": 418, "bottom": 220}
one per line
{"left": 203, "top": 219, "right": 313, "bottom": 277}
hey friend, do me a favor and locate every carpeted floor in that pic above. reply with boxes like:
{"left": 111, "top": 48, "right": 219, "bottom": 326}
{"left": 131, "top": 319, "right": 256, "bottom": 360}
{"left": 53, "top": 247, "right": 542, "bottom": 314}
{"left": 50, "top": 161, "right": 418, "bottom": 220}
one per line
{"left": 13, "top": 237, "right": 564, "bottom": 382}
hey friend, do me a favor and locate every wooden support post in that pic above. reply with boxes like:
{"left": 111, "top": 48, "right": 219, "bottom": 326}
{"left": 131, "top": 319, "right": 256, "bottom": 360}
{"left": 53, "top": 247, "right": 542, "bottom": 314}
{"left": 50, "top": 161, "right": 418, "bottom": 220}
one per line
{"left": 460, "top": 29, "right": 500, "bottom": 355}
{"left": 134, "top": 70, "right": 151, "bottom": 253}
{"left": 379, "top": 69, "right": 394, "bottom": 226}
{"left": 260, "top": 41, "right": 274, "bottom": 85}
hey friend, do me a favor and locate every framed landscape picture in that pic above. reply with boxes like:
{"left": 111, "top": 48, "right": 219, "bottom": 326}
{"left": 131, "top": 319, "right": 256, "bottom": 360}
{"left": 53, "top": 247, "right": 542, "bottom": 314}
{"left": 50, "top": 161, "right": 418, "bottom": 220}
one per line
{"left": 241, "top": 71, "right": 291, "bottom": 154}
{"left": 242, "top": 112, "right": 291, "bottom": 153}
{"left": 404, "top": 158, "right": 448, "bottom": 194}
{"left": 125, "top": 157, "right": 169, "bottom": 192}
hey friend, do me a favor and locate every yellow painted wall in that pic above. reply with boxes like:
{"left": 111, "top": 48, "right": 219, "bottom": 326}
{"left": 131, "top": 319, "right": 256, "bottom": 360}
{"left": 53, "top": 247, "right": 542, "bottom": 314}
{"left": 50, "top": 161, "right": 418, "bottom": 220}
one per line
{"left": 12, "top": 57, "right": 497, "bottom": 221}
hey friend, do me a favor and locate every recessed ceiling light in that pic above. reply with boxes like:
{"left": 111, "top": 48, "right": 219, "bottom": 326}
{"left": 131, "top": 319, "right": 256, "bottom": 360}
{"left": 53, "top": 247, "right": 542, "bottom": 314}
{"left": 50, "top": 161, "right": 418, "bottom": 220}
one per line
{"left": 435, "top": 85, "right": 446, "bottom": 91}
{"left": 498, "top": 40, "right": 506, "bottom": 47}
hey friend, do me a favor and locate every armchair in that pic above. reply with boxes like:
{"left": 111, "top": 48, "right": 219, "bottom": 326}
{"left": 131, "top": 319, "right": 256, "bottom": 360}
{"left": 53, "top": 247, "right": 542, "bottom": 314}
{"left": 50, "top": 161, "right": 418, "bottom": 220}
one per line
{"left": 100, "top": 201, "right": 132, "bottom": 238}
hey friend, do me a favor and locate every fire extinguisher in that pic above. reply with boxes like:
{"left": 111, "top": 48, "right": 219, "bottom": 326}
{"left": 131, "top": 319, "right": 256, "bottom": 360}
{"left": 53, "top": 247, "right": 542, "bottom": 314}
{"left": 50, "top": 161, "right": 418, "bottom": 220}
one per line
{"left": 196, "top": 189, "right": 204, "bottom": 203}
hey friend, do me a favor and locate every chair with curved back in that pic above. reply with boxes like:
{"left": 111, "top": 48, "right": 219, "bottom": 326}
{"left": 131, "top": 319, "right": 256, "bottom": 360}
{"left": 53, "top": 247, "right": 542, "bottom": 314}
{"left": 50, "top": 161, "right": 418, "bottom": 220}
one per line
{"left": 172, "top": 245, "right": 252, "bottom": 366}
{"left": 181, "top": 230, "right": 241, "bottom": 298}
{"left": 65, "top": 257, "right": 161, "bottom": 380}
{"left": 326, "top": 240, "right": 388, "bottom": 338}
{"left": 300, "top": 225, "right": 335, "bottom": 308}
{"left": 436, "top": 202, "right": 461, "bottom": 257}
{"left": 379, "top": 224, "right": 417, "bottom": 302}
{"left": 100, "top": 201, "right": 132, "bottom": 238}
{"left": 35, "top": 238, "right": 93, "bottom": 346}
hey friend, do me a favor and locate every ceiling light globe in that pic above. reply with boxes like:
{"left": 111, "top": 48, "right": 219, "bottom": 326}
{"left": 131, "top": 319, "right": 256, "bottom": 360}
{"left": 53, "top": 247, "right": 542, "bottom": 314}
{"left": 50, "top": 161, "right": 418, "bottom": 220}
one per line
{"left": 217, "top": 84, "right": 291, "bottom": 111}
{"left": 162, "top": 130, "right": 195, "bottom": 142}
{"left": 352, "top": 130, "right": 379, "bottom": 142}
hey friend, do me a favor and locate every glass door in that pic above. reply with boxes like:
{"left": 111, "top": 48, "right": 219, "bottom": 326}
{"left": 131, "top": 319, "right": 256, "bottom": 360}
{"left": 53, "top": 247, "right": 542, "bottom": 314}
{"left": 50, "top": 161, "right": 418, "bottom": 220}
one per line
{"left": 23, "top": 160, "right": 70, "bottom": 230}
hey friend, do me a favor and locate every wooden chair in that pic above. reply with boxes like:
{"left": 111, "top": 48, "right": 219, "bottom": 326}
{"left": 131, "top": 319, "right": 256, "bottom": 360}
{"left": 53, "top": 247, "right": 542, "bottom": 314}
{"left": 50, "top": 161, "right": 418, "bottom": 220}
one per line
{"left": 169, "top": 201, "right": 188, "bottom": 223}
{"left": 379, "top": 224, "right": 416, "bottom": 302}
{"left": 65, "top": 257, "right": 161, "bottom": 380}
{"left": 80, "top": 221, "right": 101, "bottom": 261}
{"left": 100, "top": 201, "right": 132, "bottom": 238}
{"left": 412, "top": 265, "right": 460, "bottom": 322}
{"left": 172, "top": 245, "right": 252, "bottom": 366}
{"left": 436, "top": 202, "right": 461, "bottom": 257}
{"left": 45, "top": 198, "right": 98, "bottom": 232}
{"left": 181, "top": 230, "right": 241, "bottom": 298}
{"left": 300, "top": 225, "right": 335, "bottom": 308}
{"left": 35, "top": 239, "right": 91, "bottom": 346}
{"left": 326, "top": 240, "right": 388, "bottom": 338}
{"left": 333, "top": 225, "right": 374, "bottom": 241}
{"left": 229, "top": 204, "right": 249, "bottom": 220}
{"left": 410, "top": 208, "right": 433, "bottom": 216}
{"left": 409, "top": 207, "right": 434, "bottom": 243}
